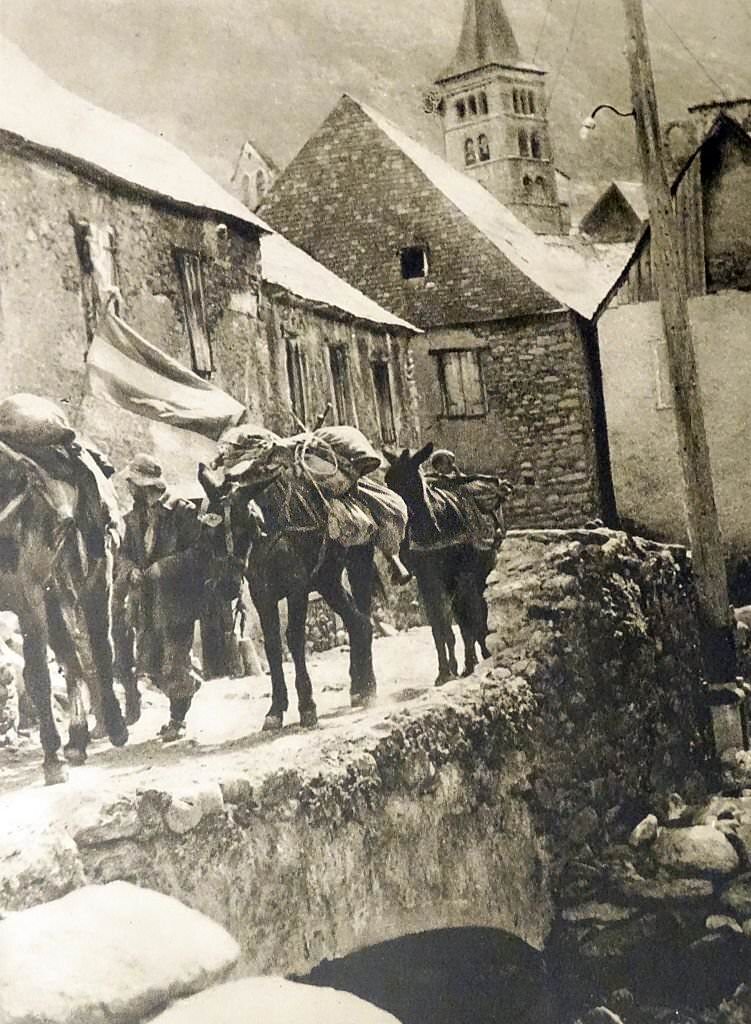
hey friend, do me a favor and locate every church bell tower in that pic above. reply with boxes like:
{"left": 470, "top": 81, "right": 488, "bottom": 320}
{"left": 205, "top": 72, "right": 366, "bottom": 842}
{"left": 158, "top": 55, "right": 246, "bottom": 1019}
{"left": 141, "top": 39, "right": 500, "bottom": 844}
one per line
{"left": 435, "top": 0, "right": 564, "bottom": 234}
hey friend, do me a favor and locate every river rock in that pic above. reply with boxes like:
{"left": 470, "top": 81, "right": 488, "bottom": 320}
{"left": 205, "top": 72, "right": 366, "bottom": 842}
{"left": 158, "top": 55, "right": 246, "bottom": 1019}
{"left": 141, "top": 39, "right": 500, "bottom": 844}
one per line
{"left": 706, "top": 914, "right": 743, "bottom": 933}
{"left": 561, "top": 902, "right": 635, "bottom": 925}
{"left": 164, "top": 783, "right": 224, "bottom": 835}
{"left": 150, "top": 977, "right": 403, "bottom": 1023}
{"left": 0, "top": 825, "right": 84, "bottom": 912}
{"left": 0, "top": 881, "right": 240, "bottom": 1024}
{"left": 628, "top": 814, "right": 658, "bottom": 847}
{"left": 652, "top": 825, "right": 739, "bottom": 877}
{"left": 720, "top": 873, "right": 751, "bottom": 918}
{"left": 613, "top": 865, "right": 714, "bottom": 902}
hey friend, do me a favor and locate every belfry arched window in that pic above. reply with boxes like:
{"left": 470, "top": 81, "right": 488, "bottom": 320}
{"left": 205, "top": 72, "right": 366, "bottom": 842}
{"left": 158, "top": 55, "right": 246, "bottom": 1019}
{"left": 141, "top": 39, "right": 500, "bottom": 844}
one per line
{"left": 468, "top": 94, "right": 478, "bottom": 116}
{"left": 535, "top": 175, "right": 548, "bottom": 201}
{"left": 456, "top": 98, "right": 466, "bottom": 120}
{"left": 531, "top": 132, "right": 543, "bottom": 159}
{"left": 512, "top": 89, "right": 521, "bottom": 114}
{"left": 528, "top": 91, "right": 536, "bottom": 115}
{"left": 479, "top": 91, "right": 489, "bottom": 115}
{"left": 518, "top": 128, "right": 530, "bottom": 157}
{"left": 478, "top": 134, "right": 490, "bottom": 162}
{"left": 465, "top": 138, "right": 477, "bottom": 165}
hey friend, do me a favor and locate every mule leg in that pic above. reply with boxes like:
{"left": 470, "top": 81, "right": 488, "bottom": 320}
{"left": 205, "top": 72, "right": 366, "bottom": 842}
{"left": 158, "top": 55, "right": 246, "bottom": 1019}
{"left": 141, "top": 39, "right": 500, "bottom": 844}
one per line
{"left": 112, "top": 572, "right": 141, "bottom": 726}
{"left": 82, "top": 558, "right": 128, "bottom": 748}
{"left": 316, "top": 560, "right": 375, "bottom": 707}
{"left": 44, "top": 592, "right": 90, "bottom": 766}
{"left": 416, "top": 573, "right": 456, "bottom": 685}
{"left": 252, "top": 590, "right": 287, "bottom": 731}
{"left": 453, "top": 575, "right": 479, "bottom": 678}
{"left": 20, "top": 596, "right": 67, "bottom": 785}
{"left": 286, "top": 590, "right": 317, "bottom": 728}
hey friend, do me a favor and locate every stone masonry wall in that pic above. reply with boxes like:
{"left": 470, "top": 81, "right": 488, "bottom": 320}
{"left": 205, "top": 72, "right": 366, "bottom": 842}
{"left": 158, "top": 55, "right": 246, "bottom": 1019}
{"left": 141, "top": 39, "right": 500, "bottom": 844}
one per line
{"left": 414, "top": 312, "right": 605, "bottom": 527}
{"left": 487, "top": 528, "right": 711, "bottom": 888}
{"left": 0, "top": 140, "right": 263, "bottom": 483}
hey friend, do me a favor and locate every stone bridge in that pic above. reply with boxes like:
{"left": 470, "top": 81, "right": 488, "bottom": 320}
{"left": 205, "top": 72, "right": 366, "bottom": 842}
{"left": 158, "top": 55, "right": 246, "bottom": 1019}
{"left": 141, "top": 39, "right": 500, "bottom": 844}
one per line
{"left": 0, "top": 529, "right": 709, "bottom": 978}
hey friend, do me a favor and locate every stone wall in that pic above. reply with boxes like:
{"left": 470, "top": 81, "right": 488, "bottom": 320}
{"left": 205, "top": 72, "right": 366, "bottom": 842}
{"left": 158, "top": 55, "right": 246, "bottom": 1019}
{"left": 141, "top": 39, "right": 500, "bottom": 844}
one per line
{"left": 487, "top": 527, "right": 711, "bottom": 882}
{"left": 413, "top": 313, "right": 606, "bottom": 527}
{"left": 0, "top": 139, "right": 263, "bottom": 486}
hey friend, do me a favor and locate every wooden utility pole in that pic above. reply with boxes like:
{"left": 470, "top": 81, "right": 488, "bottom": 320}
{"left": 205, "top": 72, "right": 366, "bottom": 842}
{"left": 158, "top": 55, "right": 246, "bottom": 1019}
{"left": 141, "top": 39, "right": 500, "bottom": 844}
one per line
{"left": 622, "top": 0, "right": 736, "bottom": 684}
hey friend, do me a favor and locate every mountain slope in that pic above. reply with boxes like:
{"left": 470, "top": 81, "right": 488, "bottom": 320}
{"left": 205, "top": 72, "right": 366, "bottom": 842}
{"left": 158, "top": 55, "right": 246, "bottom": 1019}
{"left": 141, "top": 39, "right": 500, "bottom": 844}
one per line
{"left": 1, "top": 0, "right": 749, "bottom": 203}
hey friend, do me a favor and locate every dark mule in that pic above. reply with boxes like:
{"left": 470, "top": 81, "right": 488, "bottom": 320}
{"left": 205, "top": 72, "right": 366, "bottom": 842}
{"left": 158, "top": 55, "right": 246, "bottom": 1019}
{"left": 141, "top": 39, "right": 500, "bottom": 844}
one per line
{"left": 0, "top": 443, "right": 128, "bottom": 784}
{"left": 198, "top": 463, "right": 379, "bottom": 732}
{"left": 384, "top": 442, "right": 497, "bottom": 684}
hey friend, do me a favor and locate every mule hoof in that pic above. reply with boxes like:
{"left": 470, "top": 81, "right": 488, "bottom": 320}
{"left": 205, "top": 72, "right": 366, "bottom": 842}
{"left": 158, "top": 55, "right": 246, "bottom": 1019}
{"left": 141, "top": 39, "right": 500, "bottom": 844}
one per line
{"left": 434, "top": 673, "right": 454, "bottom": 687}
{"left": 91, "top": 721, "right": 108, "bottom": 740}
{"left": 160, "top": 721, "right": 186, "bottom": 744}
{"left": 350, "top": 691, "right": 376, "bottom": 709}
{"left": 44, "top": 759, "right": 69, "bottom": 786}
{"left": 480, "top": 644, "right": 492, "bottom": 660}
{"left": 125, "top": 703, "right": 142, "bottom": 727}
{"left": 461, "top": 665, "right": 476, "bottom": 678}
{"left": 263, "top": 713, "right": 284, "bottom": 732}
{"left": 63, "top": 746, "right": 87, "bottom": 767}
{"left": 299, "top": 708, "right": 318, "bottom": 729}
{"left": 109, "top": 727, "right": 129, "bottom": 748}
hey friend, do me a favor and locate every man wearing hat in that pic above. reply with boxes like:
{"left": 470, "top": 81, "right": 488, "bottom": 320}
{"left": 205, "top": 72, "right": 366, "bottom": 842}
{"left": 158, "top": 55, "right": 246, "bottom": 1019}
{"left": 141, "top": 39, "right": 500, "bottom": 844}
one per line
{"left": 113, "top": 454, "right": 203, "bottom": 741}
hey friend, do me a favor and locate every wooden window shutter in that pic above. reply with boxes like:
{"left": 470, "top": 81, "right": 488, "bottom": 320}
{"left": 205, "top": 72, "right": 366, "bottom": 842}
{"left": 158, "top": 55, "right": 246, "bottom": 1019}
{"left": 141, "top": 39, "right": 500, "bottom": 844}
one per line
{"left": 177, "top": 251, "right": 213, "bottom": 376}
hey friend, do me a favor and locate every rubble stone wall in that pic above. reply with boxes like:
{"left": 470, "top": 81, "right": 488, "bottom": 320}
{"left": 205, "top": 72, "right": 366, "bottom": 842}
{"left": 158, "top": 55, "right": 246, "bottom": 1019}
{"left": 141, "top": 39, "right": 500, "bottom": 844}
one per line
{"left": 413, "top": 313, "right": 606, "bottom": 527}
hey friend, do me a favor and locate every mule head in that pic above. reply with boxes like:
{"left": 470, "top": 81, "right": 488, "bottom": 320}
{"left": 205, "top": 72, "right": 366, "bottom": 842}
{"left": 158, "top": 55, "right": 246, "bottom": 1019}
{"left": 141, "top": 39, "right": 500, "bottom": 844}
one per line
{"left": 383, "top": 442, "right": 434, "bottom": 493}
{"left": 197, "top": 463, "right": 256, "bottom": 602}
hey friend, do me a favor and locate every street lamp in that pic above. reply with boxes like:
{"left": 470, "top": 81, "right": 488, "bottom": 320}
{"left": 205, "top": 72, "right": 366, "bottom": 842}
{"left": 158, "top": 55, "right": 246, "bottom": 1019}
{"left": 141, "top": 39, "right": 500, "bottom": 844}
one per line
{"left": 579, "top": 103, "right": 636, "bottom": 140}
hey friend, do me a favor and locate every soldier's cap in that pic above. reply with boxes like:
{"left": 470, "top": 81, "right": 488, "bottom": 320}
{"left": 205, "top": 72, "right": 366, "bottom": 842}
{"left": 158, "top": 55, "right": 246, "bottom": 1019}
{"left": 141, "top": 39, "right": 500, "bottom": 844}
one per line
{"left": 124, "top": 453, "right": 167, "bottom": 491}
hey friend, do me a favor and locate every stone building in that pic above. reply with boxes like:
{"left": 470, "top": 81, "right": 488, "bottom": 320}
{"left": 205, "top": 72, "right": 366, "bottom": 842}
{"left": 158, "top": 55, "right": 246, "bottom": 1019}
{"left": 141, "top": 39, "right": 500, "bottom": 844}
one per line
{"left": 229, "top": 140, "right": 278, "bottom": 213}
{"left": 0, "top": 38, "right": 418, "bottom": 490}
{"left": 597, "top": 107, "right": 751, "bottom": 562}
{"left": 260, "top": 1, "right": 629, "bottom": 529}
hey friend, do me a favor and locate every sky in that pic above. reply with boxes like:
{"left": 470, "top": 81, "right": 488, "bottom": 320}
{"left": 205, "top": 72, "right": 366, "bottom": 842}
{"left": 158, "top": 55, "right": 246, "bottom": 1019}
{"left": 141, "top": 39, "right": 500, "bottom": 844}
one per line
{"left": 1, "top": 0, "right": 749, "bottom": 196}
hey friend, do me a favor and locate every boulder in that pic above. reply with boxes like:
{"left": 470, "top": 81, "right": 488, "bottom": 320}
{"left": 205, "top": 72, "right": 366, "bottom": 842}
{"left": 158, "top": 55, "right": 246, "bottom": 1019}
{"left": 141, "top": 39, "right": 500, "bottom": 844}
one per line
{"left": 628, "top": 814, "right": 658, "bottom": 847}
{"left": 721, "top": 874, "right": 751, "bottom": 919}
{"left": 0, "top": 825, "right": 84, "bottom": 912}
{"left": 0, "top": 882, "right": 240, "bottom": 1024}
{"left": 150, "top": 977, "right": 403, "bottom": 1024}
{"left": 652, "top": 825, "right": 739, "bottom": 877}
{"left": 164, "top": 783, "right": 224, "bottom": 835}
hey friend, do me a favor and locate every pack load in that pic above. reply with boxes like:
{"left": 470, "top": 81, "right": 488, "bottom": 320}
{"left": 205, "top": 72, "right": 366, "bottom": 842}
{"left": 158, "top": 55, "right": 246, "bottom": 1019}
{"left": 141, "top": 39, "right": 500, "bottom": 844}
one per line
{"left": 213, "top": 424, "right": 408, "bottom": 561}
{"left": 0, "top": 393, "right": 76, "bottom": 448}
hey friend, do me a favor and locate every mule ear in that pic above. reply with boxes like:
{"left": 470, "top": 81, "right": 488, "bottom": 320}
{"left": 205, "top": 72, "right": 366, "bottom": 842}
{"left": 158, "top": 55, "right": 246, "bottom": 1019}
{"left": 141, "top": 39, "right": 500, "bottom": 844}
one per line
{"left": 412, "top": 441, "right": 434, "bottom": 466}
{"left": 382, "top": 448, "right": 398, "bottom": 466}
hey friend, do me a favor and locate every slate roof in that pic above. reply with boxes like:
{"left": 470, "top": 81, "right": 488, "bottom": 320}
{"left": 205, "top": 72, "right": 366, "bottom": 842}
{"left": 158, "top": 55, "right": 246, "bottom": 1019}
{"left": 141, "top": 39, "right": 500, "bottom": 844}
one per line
{"left": 0, "top": 36, "right": 266, "bottom": 231}
{"left": 353, "top": 97, "right": 630, "bottom": 321}
{"left": 437, "top": 0, "right": 539, "bottom": 82}
{"left": 260, "top": 232, "right": 418, "bottom": 331}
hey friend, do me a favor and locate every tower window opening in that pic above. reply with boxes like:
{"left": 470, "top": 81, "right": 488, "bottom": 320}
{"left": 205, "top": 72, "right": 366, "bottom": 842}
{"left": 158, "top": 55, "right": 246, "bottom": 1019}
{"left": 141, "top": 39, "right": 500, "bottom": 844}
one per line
{"left": 465, "top": 138, "right": 477, "bottom": 165}
{"left": 400, "top": 245, "right": 429, "bottom": 280}
{"left": 255, "top": 169, "right": 267, "bottom": 203}
{"left": 528, "top": 91, "right": 536, "bottom": 114}
{"left": 479, "top": 91, "right": 489, "bottom": 115}
{"left": 517, "top": 129, "right": 530, "bottom": 157}
{"left": 512, "top": 89, "right": 521, "bottom": 114}
{"left": 468, "top": 94, "right": 478, "bottom": 116}
{"left": 535, "top": 175, "right": 548, "bottom": 201}
{"left": 520, "top": 91, "right": 529, "bottom": 115}
{"left": 523, "top": 174, "right": 533, "bottom": 195}
{"left": 478, "top": 134, "right": 490, "bottom": 162}
{"left": 531, "top": 132, "right": 543, "bottom": 159}
{"left": 456, "top": 98, "right": 466, "bottom": 120}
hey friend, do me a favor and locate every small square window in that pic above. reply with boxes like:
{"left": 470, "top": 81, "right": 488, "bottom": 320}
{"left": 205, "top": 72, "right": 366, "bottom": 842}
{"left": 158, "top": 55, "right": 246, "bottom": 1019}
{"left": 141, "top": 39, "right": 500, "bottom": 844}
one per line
{"left": 434, "top": 349, "right": 488, "bottom": 418}
{"left": 400, "top": 246, "right": 428, "bottom": 280}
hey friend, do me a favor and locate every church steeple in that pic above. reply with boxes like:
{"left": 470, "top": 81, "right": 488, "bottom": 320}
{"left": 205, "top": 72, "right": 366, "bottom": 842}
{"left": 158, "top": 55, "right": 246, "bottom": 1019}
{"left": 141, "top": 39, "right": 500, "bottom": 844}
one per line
{"left": 435, "top": 0, "right": 565, "bottom": 234}
{"left": 440, "top": 0, "right": 521, "bottom": 81}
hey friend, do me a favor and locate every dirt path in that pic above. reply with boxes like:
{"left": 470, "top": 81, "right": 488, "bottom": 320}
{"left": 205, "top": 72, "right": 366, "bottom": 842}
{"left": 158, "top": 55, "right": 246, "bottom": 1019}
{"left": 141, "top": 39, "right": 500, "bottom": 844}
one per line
{"left": 0, "top": 627, "right": 472, "bottom": 801}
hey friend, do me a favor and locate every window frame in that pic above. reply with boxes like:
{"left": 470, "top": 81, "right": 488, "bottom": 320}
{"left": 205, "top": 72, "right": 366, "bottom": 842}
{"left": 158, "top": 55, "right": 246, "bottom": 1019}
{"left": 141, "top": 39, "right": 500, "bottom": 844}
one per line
{"left": 286, "top": 336, "right": 309, "bottom": 426}
{"left": 175, "top": 249, "right": 213, "bottom": 378}
{"left": 328, "top": 343, "right": 354, "bottom": 425}
{"left": 371, "top": 360, "right": 397, "bottom": 445}
{"left": 433, "top": 348, "right": 488, "bottom": 420}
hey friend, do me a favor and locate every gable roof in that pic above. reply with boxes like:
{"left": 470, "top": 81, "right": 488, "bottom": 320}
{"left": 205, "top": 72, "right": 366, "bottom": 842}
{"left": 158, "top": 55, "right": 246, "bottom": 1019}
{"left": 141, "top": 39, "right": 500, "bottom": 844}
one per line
{"left": 350, "top": 96, "right": 630, "bottom": 321}
{"left": 438, "top": 0, "right": 530, "bottom": 82}
{"left": 0, "top": 36, "right": 266, "bottom": 232}
{"left": 612, "top": 180, "right": 648, "bottom": 222}
{"left": 260, "top": 232, "right": 417, "bottom": 331}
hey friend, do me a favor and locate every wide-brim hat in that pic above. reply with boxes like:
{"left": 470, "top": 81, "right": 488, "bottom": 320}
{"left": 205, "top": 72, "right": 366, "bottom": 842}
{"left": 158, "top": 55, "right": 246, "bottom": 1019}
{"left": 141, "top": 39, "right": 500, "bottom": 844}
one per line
{"left": 124, "top": 453, "right": 167, "bottom": 490}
